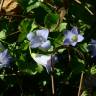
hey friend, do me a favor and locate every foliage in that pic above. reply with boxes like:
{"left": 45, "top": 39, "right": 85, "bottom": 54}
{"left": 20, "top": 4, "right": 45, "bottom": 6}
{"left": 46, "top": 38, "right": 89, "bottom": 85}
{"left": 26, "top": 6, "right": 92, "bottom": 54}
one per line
{"left": 0, "top": 0, "right": 96, "bottom": 96}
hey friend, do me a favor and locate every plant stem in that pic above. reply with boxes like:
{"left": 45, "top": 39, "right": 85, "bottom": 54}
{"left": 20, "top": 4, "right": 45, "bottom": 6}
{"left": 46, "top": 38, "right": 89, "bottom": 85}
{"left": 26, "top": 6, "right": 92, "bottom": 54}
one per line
{"left": 51, "top": 55, "right": 55, "bottom": 96}
{"left": 51, "top": 73, "right": 55, "bottom": 95}
{"left": 78, "top": 72, "right": 84, "bottom": 96}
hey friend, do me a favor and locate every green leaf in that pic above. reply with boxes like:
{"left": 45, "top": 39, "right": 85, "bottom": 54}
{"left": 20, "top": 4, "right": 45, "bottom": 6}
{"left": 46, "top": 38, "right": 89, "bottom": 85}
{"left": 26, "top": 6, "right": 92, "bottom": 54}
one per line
{"left": 71, "top": 56, "right": 85, "bottom": 75}
{"left": 21, "top": 40, "right": 29, "bottom": 51}
{"left": 0, "top": 29, "right": 6, "bottom": 39}
{"left": 30, "top": 21, "right": 38, "bottom": 31}
{"left": 90, "top": 65, "right": 96, "bottom": 75}
{"left": 44, "top": 13, "right": 59, "bottom": 29}
{"left": 59, "top": 23, "right": 67, "bottom": 32}
{"left": 27, "top": 2, "right": 41, "bottom": 12}
{"left": 50, "top": 32, "right": 64, "bottom": 48}
{"left": 35, "top": 64, "right": 44, "bottom": 73}
{"left": 16, "top": 58, "right": 43, "bottom": 75}
{"left": 18, "top": 18, "right": 33, "bottom": 42}
{"left": 81, "top": 90, "right": 89, "bottom": 96}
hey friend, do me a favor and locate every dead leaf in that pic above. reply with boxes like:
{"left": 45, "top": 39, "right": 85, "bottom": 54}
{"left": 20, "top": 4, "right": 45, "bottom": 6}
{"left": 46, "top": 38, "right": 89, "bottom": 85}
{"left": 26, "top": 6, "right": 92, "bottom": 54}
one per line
{"left": 0, "top": 0, "right": 21, "bottom": 15}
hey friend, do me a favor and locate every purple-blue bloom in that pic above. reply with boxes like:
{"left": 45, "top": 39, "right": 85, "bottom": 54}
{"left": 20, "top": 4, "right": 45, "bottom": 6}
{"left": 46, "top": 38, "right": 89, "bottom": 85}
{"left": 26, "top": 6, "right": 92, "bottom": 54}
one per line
{"left": 27, "top": 29, "right": 51, "bottom": 51}
{"left": 32, "top": 53, "right": 58, "bottom": 73}
{"left": 0, "top": 49, "right": 12, "bottom": 68}
{"left": 88, "top": 39, "right": 96, "bottom": 57}
{"left": 64, "top": 27, "right": 84, "bottom": 46}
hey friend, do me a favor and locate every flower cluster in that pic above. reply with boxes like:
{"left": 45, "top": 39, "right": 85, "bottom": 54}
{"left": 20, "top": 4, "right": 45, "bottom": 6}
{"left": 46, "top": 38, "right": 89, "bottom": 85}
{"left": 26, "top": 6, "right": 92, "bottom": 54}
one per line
{"left": 27, "top": 27, "right": 84, "bottom": 73}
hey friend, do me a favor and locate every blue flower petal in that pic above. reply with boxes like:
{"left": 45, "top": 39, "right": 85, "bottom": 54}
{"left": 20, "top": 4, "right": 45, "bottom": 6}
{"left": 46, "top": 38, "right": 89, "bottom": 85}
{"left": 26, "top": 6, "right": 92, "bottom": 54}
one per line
{"left": 30, "top": 42, "right": 40, "bottom": 48}
{"left": 89, "top": 45, "right": 96, "bottom": 57}
{"left": 0, "top": 49, "right": 12, "bottom": 68}
{"left": 90, "top": 39, "right": 96, "bottom": 44}
{"left": 36, "top": 29, "right": 49, "bottom": 40}
{"left": 46, "top": 55, "right": 58, "bottom": 73}
{"left": 39, "top": 40, "right": 51, "bottom": 50}
{"left": 64, "top": 38, "right": 70, "bottom": 45}
{"left": 71, "top": 42, "right": 77, "bottom": 46}
{"left": 88, "top": 40, "right": 96, "bottom": 57}
{"left": 46, "top": 59, "right": 52, "bottom": 73}
{"left": 77, "top": 35, "right": 84, "bottom": 42}
{"left": 91, "top": 49, "right": 96, "bottom": 57}
{"left": 32, "top": 53, "right": 51, "bottom": 73}
{"left": 71, "top": 27, "right": 78, "bottom": 35}
{"left": 66, "top": 32, "right": 75, "bottom": 41}
{"left": 27, "top": 32, "right": 35, "bottom": 41}
{"left": 64, "top": 30, "right": 70, "bottom": 36}
{"left": 30, "top": 36, "right": 44, "bottom": 48}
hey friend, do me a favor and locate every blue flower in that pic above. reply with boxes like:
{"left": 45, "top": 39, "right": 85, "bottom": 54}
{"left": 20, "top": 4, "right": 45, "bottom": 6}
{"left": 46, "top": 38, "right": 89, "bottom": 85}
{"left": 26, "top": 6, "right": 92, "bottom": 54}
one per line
{"left": 27, "top": 29, "right": 51, "bottom": 51}
{"left": 32, "top": 53, "right": 58, "bottom": 73}
{"left": 64, "top": 27, "right": 84, "bottom": 46}
{"left": 88, "top": 39, "right": 96, "bottom": 57}
{"left": 0, "top": 49, "right": 12, "bottom": 68}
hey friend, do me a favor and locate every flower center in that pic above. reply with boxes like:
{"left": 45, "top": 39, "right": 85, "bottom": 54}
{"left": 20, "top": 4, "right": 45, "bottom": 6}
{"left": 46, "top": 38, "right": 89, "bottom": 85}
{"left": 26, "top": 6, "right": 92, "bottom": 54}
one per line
{"left": 71, "top": 35, "right": 78, "bottom": 42}
{"left": 38, "top": 36, "right": 45, "bottom": 42}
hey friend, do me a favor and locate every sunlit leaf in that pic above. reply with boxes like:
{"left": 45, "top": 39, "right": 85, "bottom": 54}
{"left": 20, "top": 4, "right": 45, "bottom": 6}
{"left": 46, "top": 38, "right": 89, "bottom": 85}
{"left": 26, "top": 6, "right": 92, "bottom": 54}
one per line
{"left": 27, "top": 2, "right": 41, "bottom": 12}
{"left": 18, "top": 18, "right": 33, "bottom": 42}
{"left": 90, "top": 65, "right": 96, "bottom": 75}
{"left": 0, "top": 29, "right": 6, "bottom": 39}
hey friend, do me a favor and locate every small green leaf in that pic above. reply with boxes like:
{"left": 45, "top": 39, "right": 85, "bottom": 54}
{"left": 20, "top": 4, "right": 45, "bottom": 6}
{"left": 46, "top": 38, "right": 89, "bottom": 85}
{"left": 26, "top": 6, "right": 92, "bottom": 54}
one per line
{"left": 81, "top": 90, "right": 89, "bottom": 96}
{"left": 27, "top": 2, "right": 41, "bottom": 12}
{"left": 0, "top": 74, "right": 4, "bottom": 80}
{"left": 59, "top": 23, "right": 67, "bottom": 32}
{"left": 36, "top": 64, "right": 43, "bottom": 73}
{"left": 90, "top": 65, "right": 96, "bottom": 75}
{"left": 30, "top": 21, "right": 38, "bottom": 31}
{"left": 0, "top": 29, "right": 6, "bottom": 39}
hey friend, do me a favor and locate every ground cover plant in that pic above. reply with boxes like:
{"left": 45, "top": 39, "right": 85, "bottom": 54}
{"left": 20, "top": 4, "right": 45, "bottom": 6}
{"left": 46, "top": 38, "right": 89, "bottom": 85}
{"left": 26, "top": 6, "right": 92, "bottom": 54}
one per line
{"left": 0, "top": 0, "right": 96, "bottom": 96}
